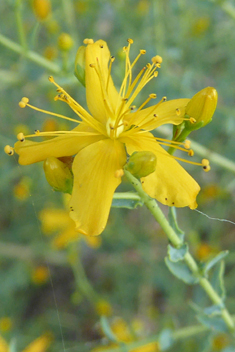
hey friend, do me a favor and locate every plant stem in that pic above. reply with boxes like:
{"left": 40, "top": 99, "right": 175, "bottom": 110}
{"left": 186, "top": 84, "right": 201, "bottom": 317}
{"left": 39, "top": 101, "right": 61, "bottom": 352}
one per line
{"left": 124, "top": 168, "right": 235, "bottom": 332}
{"left": 15, "top": 0, "right": 28, "bottom": 53}
{"left": 0, "top": 33, "right": 61, "bottom": 74}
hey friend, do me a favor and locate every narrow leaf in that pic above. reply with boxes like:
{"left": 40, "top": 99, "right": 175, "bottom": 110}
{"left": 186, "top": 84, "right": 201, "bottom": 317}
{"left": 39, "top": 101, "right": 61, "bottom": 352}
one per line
{"left": 165, "top": 257, "right": 199, "bottom": 284}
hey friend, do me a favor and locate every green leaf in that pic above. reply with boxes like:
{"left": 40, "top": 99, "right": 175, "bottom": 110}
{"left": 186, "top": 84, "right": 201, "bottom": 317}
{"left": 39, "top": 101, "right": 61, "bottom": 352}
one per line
{"left": 203, "top": 251, "right": 229, "bottom": 275}
{"left": 211, "top": 261, "right": 226, "bottom": 300}
{"left": 204, "top": 305, "right": 224, "bottom": 316}
{"left": 197, "top": 314, "right": 228, "bottom": 333}
{"left": 165, "top": 257, "right": 199, "bottom": 284}
{"left": 168, "top": 207, "right": 184, "bottom": 240}
{"left": 112, "top": 192, "right": 144, "bottom": 209}
{"left": 167, "top": 243, "right": 188, "bottom": 262}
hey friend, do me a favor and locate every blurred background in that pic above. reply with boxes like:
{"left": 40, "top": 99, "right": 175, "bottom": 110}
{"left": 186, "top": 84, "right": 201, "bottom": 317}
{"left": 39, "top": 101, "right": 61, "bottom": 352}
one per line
{"left": 1, "top": 0, "right": 235, "bottom": 351}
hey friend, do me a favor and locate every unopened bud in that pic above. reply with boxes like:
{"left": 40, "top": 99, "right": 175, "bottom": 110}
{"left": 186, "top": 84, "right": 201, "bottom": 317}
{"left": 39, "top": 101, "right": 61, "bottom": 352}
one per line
{"left": 74, "top": 45, "right": 86, "bottom": 86}
{"left": 58, "top": 33, "right": 74, "bottom": 51}
{"left": 185, "top": 87, "right": 218, "bottom": 130}
{"left": 126, "top": 151, "right": 157, "bottom": 178}
{"left": 43, "top": 157, "right": 73, "bottom": 194}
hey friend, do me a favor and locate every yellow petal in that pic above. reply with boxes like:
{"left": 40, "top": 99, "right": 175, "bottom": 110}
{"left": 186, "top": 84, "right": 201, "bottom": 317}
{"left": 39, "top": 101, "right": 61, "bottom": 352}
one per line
{"left": 125, "top": 99, "right": 190, "bottom": 130}
{"left": 15, "top": 125, "right": 104, "bottom": 165}
{"left": 0, "top": 335, "right": 9, "bottom": 352}
{"left": 85, "top": 40, "right": 119, "bottom": 123}
{"left": 22, "top": 334, "right": 52, "bottom": 352}
{"left": 69, "top": 139, "right": 126, "bottom": 236}
{"left": 123, "top": 132, "right": 200, "bottom": 209}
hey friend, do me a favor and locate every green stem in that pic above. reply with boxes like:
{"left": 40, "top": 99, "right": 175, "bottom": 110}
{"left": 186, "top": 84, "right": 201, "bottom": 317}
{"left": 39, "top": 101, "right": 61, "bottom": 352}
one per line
{"left": 68, "top": 243, "right": 99, "bottom": 304}
{"left": 113, "top": 192, "right": 141, "bottom": 201}
{"left": 124, "top": 168, "right": 235, "bottom": 332}
{"left": 15, "top": 0, "right": 28, "bottom": 52}
{"left": 0, "top": 33, "right": 61, "bottom": 74}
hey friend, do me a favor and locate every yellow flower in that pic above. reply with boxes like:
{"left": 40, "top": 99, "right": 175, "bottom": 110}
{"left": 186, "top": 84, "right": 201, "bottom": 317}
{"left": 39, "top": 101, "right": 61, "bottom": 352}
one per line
{"left": 0, "top": 333, "right": 52, "bottom": 352}
{"left": 39, "top": 199, "right": 102, "bottom": 248}
{"left": 0, "top": 318, "right": 12, "bottom": 333}
{"left": 7, "top": 38, "right": 210, "bottom": 236}
{"left": 31, "top": 266, "right": 50, "bottom": 285}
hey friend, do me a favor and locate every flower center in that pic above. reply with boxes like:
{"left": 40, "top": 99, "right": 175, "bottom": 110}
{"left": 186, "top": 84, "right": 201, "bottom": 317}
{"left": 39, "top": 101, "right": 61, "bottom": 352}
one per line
{"left": 106, "top": 117, "right": 125, "bottom": 138}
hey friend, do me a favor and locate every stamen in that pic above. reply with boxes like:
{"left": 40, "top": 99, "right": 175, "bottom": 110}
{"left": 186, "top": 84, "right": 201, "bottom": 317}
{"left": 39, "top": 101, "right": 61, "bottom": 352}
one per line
{"left": 188, "top": 149, "right": 194, "bottom": 157}
{"left": 189, "top": 117, "right": 196, "bottom": 124}
{"left": 184, "top": 140, "right": 191, "bottom": 149}
{"left": 19, "top": 97, "right": 29, "bottom": 108}
{"left": 4, "top": 145, "right": 14, "bottom": 155}
{"left": 17, "top": 132, "right": 25, "bottom": 142}
{"left": 19, "top": 96, "right": 81, "bottom": 124}
{"left": 137, "top": 93, "right": 157, "bottom": 112}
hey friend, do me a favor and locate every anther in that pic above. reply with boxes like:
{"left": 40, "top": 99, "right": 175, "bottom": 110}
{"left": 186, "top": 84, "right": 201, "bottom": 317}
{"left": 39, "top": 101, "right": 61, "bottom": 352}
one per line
{"left": 162, "top": 96, "right": 167, "bottom": 102}
{"left": 4, "top": 145, "right": 14, "bottom": 156}
{"left": 154, "top": 71, "right": 159, "bottom": 77}
{"left": 17, "top": 132, "right": 25, "bottom": 142}
{"left": 184, "top": 140, "right": 191, "bottom": 149}
{"left": 202, "top": 159, "right": 209, "bottom": 167}
{"left": 151, "top": 55, "right": 163, "bottom": 64}
{"left": 100, "top": 45, "right": 104, "bottom": 48}
{"left": 153, "top": 114, "right": 158, "bottom": 118}
{"left": 111, "top": 56, "right": 115, "bottom": 62}
{"left": 189, "top": 117, "right": 196, "bottom": 124}
{"left": 130, "top": 106, "right": 136, "bottom": 110}
{"left": 127, "top": 38, "right": 134, "bottom": 44}
{"left": 48, "top": 76, "right": 54, "bottom": 82}
{"left": 89, "top": 63, "right": 95, "bottom": 68}
{"left": 176, "top": 108, "right": 181, "bottom": 116}
{"left": 188, "top": 149, "right": 194, "bottom": 157}
{"left": 140, "top": 49, "right": 146, "bottom": 55}
{"left": 19, "top": 97, "right": 29, "bottom": 108}
{"left": 149, "top": 93, "right": 157, "bottom": 99}
{"left": 114, "top": 169, "right": 124, "bottom": 178}
{"left": 35, "top": 129, "right": 40, "bottom": 135}
{"left": 123, "top": 46, "right": 128, "bottom": 52}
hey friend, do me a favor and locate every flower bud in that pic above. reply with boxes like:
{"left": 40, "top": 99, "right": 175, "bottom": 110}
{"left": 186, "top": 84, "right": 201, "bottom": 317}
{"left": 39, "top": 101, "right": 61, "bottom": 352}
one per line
{"left": 58, "top": 33, "right": 74, "bottom": 51}
{"left": 74, "top": 45, "right": 86, "bottom": 86}
{"left": 126, "top": 151, "right": 157, "bottom": 178}
{"left": 185, "top": 87, "right": 218, "bottom": 130}
{"left": 33, "top": 0, "right": 51, "bottom": 21}
{"left": 43, "top": 157, "right": 73, "bottom": 194}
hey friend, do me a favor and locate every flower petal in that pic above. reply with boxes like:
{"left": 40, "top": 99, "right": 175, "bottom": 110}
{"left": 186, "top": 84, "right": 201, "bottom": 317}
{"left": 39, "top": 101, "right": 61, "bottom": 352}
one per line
{"left": 124, "top": 98, "right": 190, "bottom": 130}
{"left": 85, "top": 40, "right": 119, "bottom": 123}
{"left": 15, "top": 125, "right": 105, "bottom": 165}
{"left": 122, "top": 132, "right": 200, "bottom": 209}
{"left": 69, "top": 139, "right": 126, "bottom": 236}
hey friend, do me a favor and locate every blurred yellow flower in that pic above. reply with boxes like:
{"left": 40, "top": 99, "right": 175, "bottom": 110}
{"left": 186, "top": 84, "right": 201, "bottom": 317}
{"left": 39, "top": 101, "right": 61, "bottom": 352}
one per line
{"left": 9, "top": 38, "right": 213, "bottom": 236}
{"left": 13, "top": 177, "right": 31, "bottom": 201}
{"left": 0, "top": 318, "right": 12, "bottom": 333}
{"left": 31, "top": 266, "right": 50, "bottom": 285}
{"left": 0, "top": 333, "right": 52, "bottom": 352}
{"left": 39, "top": 202, "right": 101, "bottom": 249}
{"left": 95, "top": 300, "right": 113, "bottom": 316}
{"left": 33, "top": 0, "right": 51, "bottom": 21}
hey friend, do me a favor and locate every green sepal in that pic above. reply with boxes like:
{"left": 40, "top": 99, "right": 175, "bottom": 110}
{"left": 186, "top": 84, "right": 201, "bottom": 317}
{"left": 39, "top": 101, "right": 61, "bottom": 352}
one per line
{"left": 165, "top": 257, "right": 199, "bottom": 284}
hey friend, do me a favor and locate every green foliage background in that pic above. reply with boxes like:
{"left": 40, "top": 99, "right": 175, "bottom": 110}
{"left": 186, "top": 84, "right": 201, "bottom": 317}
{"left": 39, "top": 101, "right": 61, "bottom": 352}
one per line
{"left": 1, "top": 0, "right": 235, "bottom": 351}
